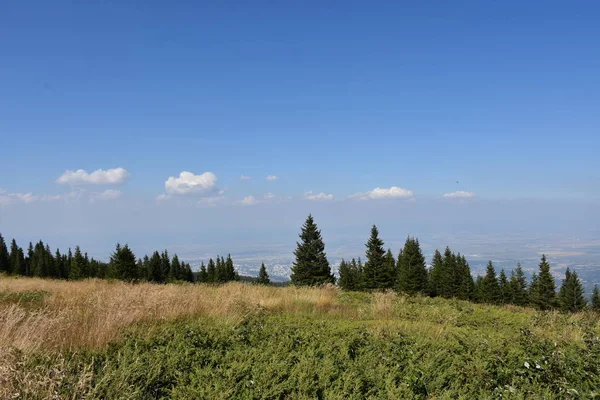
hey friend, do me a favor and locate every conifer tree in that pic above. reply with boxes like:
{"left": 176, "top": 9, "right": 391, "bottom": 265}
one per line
{"left": 558, "top": 268, "right": 586, "bottom": 313}
{"left": 10, "top": 239, "right": 24, "bottom": 276}
{"left": 338, "top": 259, "right": 351, "bottom": 290}
{"left": 226, "top": 254, "right": 236, "bottom": 281}
{"left": 0, "top": 234, "right": 11, "bottom": 274}
{"left": 160, "top": 251, "right": 170, "bottom": 283}
{"left": 70, "top": 246, "right": 84, "bottom": 280}
{"left": 591, "top": 285, "right": 600, "bottom": 313}
{"left": 428, "top": 249, "right": 444, "bottom": 297}
{"left": 184, "top": 262, "right": 194, "bottom": 282}
{"left": 508, "top": 264, "right": 529, "bottom": 306}
{"left": 170, "top": 255, "right": 182, "bottom": 281}
{"left": 535, "top": 255, "right": 556, "bottom": 310}
{"left": 473, "top": 275, "right": 485, "bottom": 303}
{"left": 396, "top": 237, "right": 428, "bottom": 294}
{"left": 481, "top": 261, "right": 500, "bottom": 304}
{"left": 110, "top": 244, "right": 138, "bottom": 281}
{"left": 362, "top": 225, "right": 391, "bottom": 290}
{"left": 198, "top": 262, "right": 208, "bottom": 283}
{"left": 207, "top": 258, "right": 216, "bottom": 283}
{"left": 26, "top": 242, "right": 34, "bottom": 276}
{"left": 498, "top": 269, "right": 509, "bottom": 305}
{"left": 257, "top": 262, "right": 270, "bottom": 285}
{"left": 529, "top": 272, "right": 540, "bottom": 307}
{"left": 455, "top": 254, "right": 475, "bottom": 300}
{"left": 149, "top": 251, "right": 162, "bottom": 282}
{"left": 290, "top": 214, "right": 334, "bottom": 286}
{"left": 442, "top": 248, "right": 458, "bottom": 297}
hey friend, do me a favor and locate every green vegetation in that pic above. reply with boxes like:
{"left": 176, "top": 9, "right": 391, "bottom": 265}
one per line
{"left": 291, "top": 214, "right": 335, "bottom": 286}
{"left": 4, "top": 286, "right": 600, "bottom": 399}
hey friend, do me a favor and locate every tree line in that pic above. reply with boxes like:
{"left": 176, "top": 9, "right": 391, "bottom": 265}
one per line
{"left": 290, "top": 215, "right": 600, "bottom": 313}
{"left": 0, "top": 233, "right": 239, "bottom": 284}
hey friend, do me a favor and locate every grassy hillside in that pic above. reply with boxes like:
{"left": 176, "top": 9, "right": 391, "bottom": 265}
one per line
{"left": 1, "top": 278, "right": 599, "bottom": 399}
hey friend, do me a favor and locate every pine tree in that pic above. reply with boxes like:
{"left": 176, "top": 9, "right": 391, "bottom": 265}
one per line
{"left": 558, "top": 268, "right": 587, "bottom": 313}
{"left": 529, "top": 273, "right": 540, "bottom": 307}
{"left": 381, "top": 249, "right": 396, "bottom": 290}
{"left": 226, "top": 254, "right": 236, "bottom": 281}
{"left": 498, "top": 269, "right": 509, "bottom": 305}
{"left": 396, "top": 237, "right": 428, "bottom": 294}
{"left": 184, "top": 262, "right": 194, "bottom": 282}
{"left": 170, "top": 255, "right": 182, "bottom": 281}
{"left": 455, "top": 254, "right": 474, "bottom": 300}
{"left": 9, "top": 239, "right": 24, "bottom": 276}
{"left": 481, "top": 261, "right": 500, "bottom": 304}
{"left": 0, "top": 233, "right": 11, "bottom": 274}
{"left": 508, "top": 264, "right": 529, "bottom": 306}
{"left": 257, "top": 263, "right": 270, "bottom": 285}
{"left": 198, "top": 262, "right": 208, "bottom": 283}
{"left": 149, "top": 251, "right": 162, "bottom": 282}
{"left": 110, "top": 244, "right": 138, "bottom": 281}
{"left": 26, "top": 242, "right": 34, "bottom": 276}
{"left": 428, "top": 249, "right": 444, "bottom": 297}
{"left": 290, "top": 215, "right": 334, "bottom": 286}
{"left": 70, "top": 246, "right": 85, "bottom": 280}
{"left": 207, "top": 258, "right": 216, "bottom": 283}
{"left": 160, "top": 251, "right": 170, "bottom": 283}
{"left": 362, "top": 225, "right": 391, "bottom": 290}
{"left": 535, "top": 255, "right": 556, "bottom": 310}
{"left": 591, "top": 285, "right": 600, "bottom": 313}
{"left": 473, "top": 275, "right": 485, "bottom": 303}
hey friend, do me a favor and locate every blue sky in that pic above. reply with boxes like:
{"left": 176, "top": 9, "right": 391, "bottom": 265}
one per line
{"left": 1, "top": 1, "right": 599, "bottom": 257}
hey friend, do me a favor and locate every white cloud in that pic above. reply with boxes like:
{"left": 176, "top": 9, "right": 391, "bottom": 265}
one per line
{"left": 0, "top": 192, "right": 39, "bottom": 206}
{"left": 237, "top": 196, "right": 259, "bottom": 206}
{"left": 443, "top": 191, "right": 475, "bottom": 199}
{"left": 349, "top": 186, "right": 414, "bottom": 200}
{"left": 264, "top": 192, "right": 276, "bottom": 199}
{"left": 164, "top": 171, "right": 217, "bottom": 195}
{"left": 239, "top": 175, "right": 251, "bottom": 180}
{"left": 156, "top": 194, "right": 171, "bottom": 202}
{"left": 304, "top": 191, "right": 334, "bottom": 201}
{"left": 266, "top": 175, "right": 277, "bottom": 181}
{"left": 57, "top": 167, "right": 129, "bottom": 185}
{"left": 89, "top": 189, "right": 122, "bottom": 203}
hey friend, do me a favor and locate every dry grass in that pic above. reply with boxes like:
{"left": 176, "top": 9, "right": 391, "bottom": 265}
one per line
{"left": 0, "top": 278, "right": 346, "bottom": 353}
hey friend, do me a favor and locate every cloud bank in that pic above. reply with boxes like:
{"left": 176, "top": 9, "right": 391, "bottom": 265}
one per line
{"left": 349, "top": 186, "right": 414, "bottom": 200}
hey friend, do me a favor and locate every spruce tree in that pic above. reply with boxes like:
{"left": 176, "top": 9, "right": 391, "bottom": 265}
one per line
{"left": 198, "top": 262, "right": 208, "bottom": 283}
{"left": 207, "top": 258, "right": 216, "bottom": 283}
{"left": 381, "top": 249, "right": 396, "bottom": 290}
{"left": 160, "top": 251, "right": 170, "bottom": 283}
{"left": 428, "top": 249, "right": 444, "bottom": 297}
{"left": 558, "top": 268, "right": 586, "bottom": 313}
{"left": 591, "top": 285, "right": 600, "bottom": 312}
{"left": 508, "top": 264, "right": 529, "bottom": 306}
{"left": 529, "top": 273, "right": 540, "bottom": 307}
{"left": 184, "top": 263, "right": 194, "bottom": 282}
{"left": 9, "top": 239, "right": 24, "bottom": 276}
{"left": 226, "top": 254, "right": 236, "bottom": 281}
{"left": 455, "top": 254, "right": 475, "bottom": 300}
{"left": 290, "top": 214, "right": 334, "bottom": 286}
{"left": 498, "top": 269, "right": 509, "bottom": 305}
{"left": 535, "top": 255, "right": 556, "bottom": 310}
{"left": 473, "top": 275, "right": 485, "bottom": 303}
{"left": 0, "top": 234, "right": 11, "bottom": 274}
{"left": 257, "top": 263, "right": 270, "bottom": 285}
{"left": 70, "top": 246, "right": 85, "bottom": 280}
{"left": 111, "top": 244, "right": 138, "bottom": 281}
{"left": 149, "top": 251, "right": 162, "bottom": 282}
{"left": 481, "top": 261, "right": 500, "bottom": 304}
{"left": 362, "top": 225, "right": 390, "bottom": 290}
{"left": 396, "top": 237, "right": 428, "bottom": 294}
{"left": 338, "top": 259, "right": 351, "bottom": 290}
{"left": 170, "top": 255, "right": 182, "bottom": 281}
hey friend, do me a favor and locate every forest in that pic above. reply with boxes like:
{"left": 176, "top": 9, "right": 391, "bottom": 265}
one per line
{"left": 1, "top": 214, "right": 598, "bottom": 314}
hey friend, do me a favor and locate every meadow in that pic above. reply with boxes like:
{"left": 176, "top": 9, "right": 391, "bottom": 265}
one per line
{"left": 1, "top": 277, "right": 600, "bottom": 399}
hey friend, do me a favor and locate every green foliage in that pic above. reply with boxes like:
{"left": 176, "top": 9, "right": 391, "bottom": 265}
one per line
{"left": 0, "top": 233, "right": 11, "bottom": 274}
{"left": 592, "top": 285, "right": 600, "bottom": 313}
{"left": 498, "top": 269, "right": 509, "bottom": 305}
{"left": 290, "top": 214, "right": 334, "bottom": 286}
{"left": 508, "top": 264, "right": 529, "bottom": 306}
{"left": 257, "top": 263, "right": 271, "bottom": 285}
{"left": 362, "top": 225, "right": 393, "bottom": 290}
{"left": 558, "top": 268, "right": 587, "bottom": 313}
{"left": 110, "top": 244, "right": 138, "bottom": 282}
{"left": 338, "top": 258, "right": 363, "bottom": 291}
{"left": 427, "top": 249, "right": 445, "bottom": 297}
{"left": 534, "top": 255, "right": 557, "bottom": 310}
{"left": 396, "top": 237, "right": 427, "bottom": 295}
{"left": 481, "top": 261, "right": 500, "bottom": 304}
{"left": 21, "top": 299, "right": 600, "bottom": 399}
